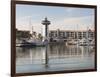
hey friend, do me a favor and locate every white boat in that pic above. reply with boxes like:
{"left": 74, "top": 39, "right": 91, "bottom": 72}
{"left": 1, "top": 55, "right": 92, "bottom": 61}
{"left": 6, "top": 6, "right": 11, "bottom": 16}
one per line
{"left": 66, "top": 25, "right": 79, "bottom": 45}
{"left": 79, "top": 38, "right": 89, "bottom": 46}
{"left": 89, "top": 40, "right": 95, "bottom": 46}
{"left": 16, "top": 37, "right": 48, "bottom": 47}
{"left": 67, "top": 39, "right": 78, "bottom": 45}
{"left": 79, "top": 27, "right": 95, "bottom": 46}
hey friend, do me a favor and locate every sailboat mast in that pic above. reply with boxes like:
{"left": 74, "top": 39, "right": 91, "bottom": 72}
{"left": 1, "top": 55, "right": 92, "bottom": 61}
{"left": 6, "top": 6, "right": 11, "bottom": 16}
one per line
{"left": 29, "top": 17, "right": 31, "bottom": 31}
{"left": 86, "top": 26, "right": 89, "bottom": 43}
{"left": 32, "top": 26, "right": 34, "bottom": 33}
{"left": 29, "top": 17, "right": 33, "bottom": 34}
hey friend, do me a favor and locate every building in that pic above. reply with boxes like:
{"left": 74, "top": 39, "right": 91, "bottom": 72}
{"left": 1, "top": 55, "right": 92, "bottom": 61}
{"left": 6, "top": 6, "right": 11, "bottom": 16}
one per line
{"left": 49, "top": 29, "right": 95, "bottom": 41}
{"left": 16, "top": 29, "right": 31, "bottom": 39}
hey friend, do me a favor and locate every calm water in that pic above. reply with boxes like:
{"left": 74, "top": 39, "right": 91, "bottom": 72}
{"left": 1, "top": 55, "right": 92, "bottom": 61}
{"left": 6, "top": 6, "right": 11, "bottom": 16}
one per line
{"left": 16, "top": 43, "right": 95, "bottom": 73}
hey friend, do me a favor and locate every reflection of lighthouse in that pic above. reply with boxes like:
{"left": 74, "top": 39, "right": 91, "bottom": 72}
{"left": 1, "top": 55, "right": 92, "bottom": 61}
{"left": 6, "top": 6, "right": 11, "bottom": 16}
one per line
{"left": 42, "top": 17, "right": 51, "bottom": 41}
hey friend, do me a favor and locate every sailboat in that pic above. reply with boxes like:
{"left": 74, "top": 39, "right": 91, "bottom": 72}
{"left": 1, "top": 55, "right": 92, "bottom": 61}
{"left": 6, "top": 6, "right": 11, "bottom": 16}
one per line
{"left": 18, "top": 18, "right": 48, "bottom": 47}
{"left": 19, "top": 37, "right": 48, "bottom": 47}
{"left": 79, "top": 27, "right": 90, "bottom": 46}
{"left": 79, "top": 38, "right": 88, "bottom": 46}
{"left": 66, "top": 25, "right": 79, "bottom": 45}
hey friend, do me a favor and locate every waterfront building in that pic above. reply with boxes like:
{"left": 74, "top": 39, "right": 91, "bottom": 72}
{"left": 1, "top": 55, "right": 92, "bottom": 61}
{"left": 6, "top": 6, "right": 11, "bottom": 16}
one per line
{"left": 49, "top": 29, "right": 94, "bottom": 41}
{"left": 16, "top": 29, "right": 31, "bottom": 39}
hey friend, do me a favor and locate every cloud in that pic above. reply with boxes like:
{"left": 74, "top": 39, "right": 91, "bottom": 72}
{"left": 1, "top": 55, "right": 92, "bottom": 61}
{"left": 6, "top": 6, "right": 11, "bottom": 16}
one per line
{"left": 16, "top": 14, "right": 94, "bottom": 34}
{"left": 63, "top": 15, "right": 94, "bottom": 29}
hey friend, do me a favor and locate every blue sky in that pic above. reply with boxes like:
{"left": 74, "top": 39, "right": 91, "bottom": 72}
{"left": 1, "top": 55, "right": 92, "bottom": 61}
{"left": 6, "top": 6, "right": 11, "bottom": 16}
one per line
{"left": 16, "top": 4, "right": 95, "bottom": 34}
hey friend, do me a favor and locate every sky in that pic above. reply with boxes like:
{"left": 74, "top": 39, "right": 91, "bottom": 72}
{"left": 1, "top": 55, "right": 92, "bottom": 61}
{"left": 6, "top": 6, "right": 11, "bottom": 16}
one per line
{"left": 16, "top": 4, "right": 95, "bottom": 34}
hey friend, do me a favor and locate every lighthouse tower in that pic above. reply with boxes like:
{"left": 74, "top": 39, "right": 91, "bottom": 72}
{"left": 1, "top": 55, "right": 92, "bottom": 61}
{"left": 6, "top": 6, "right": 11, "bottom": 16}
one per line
{"left": 42, "top": 17, "right": 51, "bottom": 41}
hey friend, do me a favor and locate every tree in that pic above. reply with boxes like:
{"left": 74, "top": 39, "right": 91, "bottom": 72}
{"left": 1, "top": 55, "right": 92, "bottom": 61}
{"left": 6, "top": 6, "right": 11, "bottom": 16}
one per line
{"left": 38, "top": 33, "right": 43, "bottom": 41}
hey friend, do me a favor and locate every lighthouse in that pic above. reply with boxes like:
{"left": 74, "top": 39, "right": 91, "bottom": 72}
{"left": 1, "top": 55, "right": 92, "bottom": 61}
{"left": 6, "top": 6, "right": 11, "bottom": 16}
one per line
{"left": 42, "top": 17, "right": 51, "bottom": 41}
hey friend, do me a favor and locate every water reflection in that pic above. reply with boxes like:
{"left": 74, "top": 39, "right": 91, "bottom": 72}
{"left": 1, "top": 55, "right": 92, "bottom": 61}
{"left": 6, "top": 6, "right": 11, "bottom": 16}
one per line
{"left": 16, "top": 43, "right": 95, "bottom": 73}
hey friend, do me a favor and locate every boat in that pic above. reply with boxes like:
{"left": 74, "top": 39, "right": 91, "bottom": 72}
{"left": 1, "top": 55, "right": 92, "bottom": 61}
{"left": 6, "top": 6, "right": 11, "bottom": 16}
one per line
{"left": 18, "top": 40, "right": 36, "bottom": 47}
{"left": 17, "top": 40, "right": 47, "bottom": 47}
{"left": 66, "top": 39, "right": 78, "bottom": 45}
{"left": 89, "top": 40, "right": 95, "bottom": 46}
{"left": 79, "top": 39, "right": 89, "bottom": 46}
{"left": 67, "top": 40, "right": 77, "bottom": 45}
{"left": 66, "top": 25, "right": 79, "bottom": 45}
{"left": 16, "top": 37, "right": 48, "bottom": 47}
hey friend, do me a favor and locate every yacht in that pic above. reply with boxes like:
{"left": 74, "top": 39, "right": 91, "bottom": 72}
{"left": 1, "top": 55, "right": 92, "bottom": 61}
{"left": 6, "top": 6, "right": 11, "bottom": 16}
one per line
{"left": 16, "top": 36, "right": 48, "bottom": 47}
{"left": 67, "top": 39, "right": 78, "bottom": 45}
{"left": 79, "top": 38, "right": 89, "bottom": 46}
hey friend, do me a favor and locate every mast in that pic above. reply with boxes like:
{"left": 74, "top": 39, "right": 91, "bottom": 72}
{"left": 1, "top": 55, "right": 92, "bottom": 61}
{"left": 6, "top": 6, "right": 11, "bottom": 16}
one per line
{"left": 29, "top": 17, "right": 32, "bottom": 34}
{"left": 87, "top": 26, "right": 89, "bottom": 53}
{"left": 32, "top": 26, "right": 34, "bottom": 33}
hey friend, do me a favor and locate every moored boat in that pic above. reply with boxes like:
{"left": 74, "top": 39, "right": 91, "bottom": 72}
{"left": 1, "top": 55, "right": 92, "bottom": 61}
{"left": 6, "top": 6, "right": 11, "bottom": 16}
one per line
{"left": 16, "top": 38, "right": 48, "bottom": 47}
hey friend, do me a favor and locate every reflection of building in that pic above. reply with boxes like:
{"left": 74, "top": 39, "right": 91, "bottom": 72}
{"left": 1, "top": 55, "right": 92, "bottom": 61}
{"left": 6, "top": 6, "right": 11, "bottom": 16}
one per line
{"left": 49, "top": 29, "right": 94, "bottom": 40}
